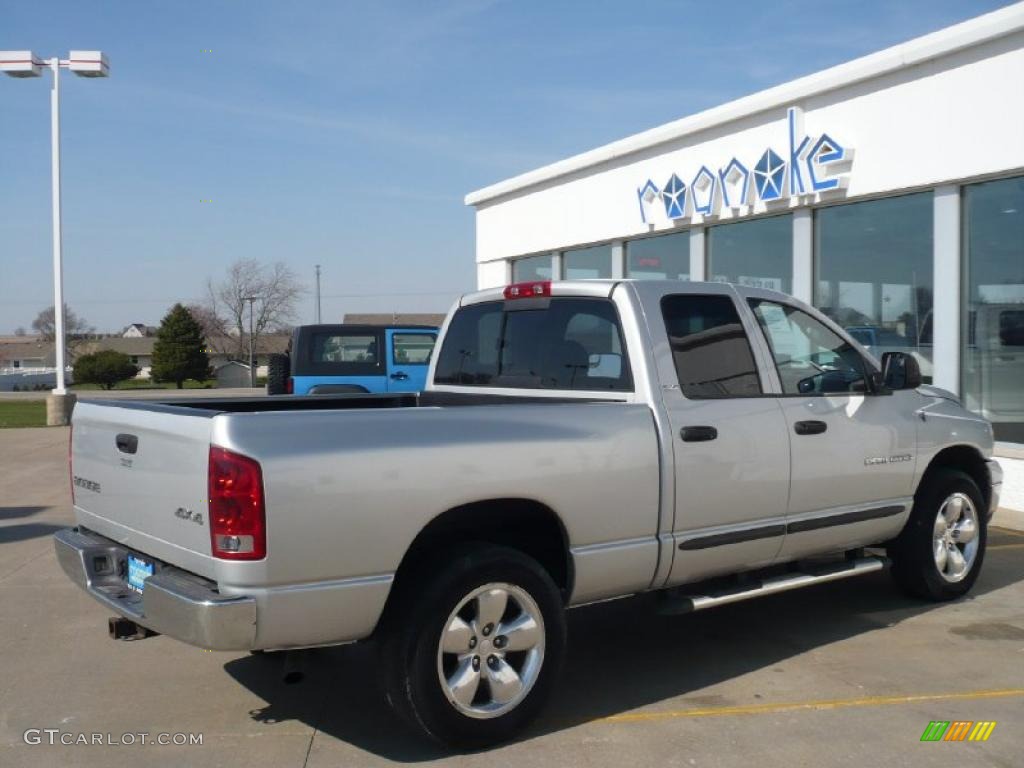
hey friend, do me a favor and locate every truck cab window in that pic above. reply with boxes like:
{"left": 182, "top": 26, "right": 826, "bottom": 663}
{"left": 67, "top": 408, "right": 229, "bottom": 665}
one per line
{"left": 660, "top": 294, "right": 762, "bottom": 398}
{"left": 433, "top": 298, "right": 632, "bottom": 391}
{"left": 749, "top": 299, "right": 867, "bottom": 395}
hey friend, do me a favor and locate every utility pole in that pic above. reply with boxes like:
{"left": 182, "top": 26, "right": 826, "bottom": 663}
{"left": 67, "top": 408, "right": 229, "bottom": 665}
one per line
{"left": 315, "top": 264, "right": 322, "bottom": 324}
{"left": 244, "top": 296, "right": 258, "bottom": 388}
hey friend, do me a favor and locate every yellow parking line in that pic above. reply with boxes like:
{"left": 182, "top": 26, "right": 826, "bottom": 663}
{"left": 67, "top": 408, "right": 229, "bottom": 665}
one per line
{"left": 599, "top": 688, "right": 1024, "bottom": 724}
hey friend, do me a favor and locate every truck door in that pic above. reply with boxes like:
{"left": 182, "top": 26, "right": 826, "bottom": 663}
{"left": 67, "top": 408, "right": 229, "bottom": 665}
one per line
{"left": 386, "top": 330, "right": 438, "bottom": 392}
{"left": 653, "top": 288, "right": 791, "bottom": 586}
{"left": 745, "top": 297, "right": 918, "bottom": 561}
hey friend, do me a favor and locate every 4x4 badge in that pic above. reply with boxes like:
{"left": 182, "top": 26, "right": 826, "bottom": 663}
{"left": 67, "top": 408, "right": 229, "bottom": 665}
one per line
{"left": 174, "top": 507, "right": 204, "bottom": 525}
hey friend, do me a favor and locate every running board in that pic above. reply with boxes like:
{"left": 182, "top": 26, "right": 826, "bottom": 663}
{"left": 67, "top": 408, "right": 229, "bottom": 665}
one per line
{"left": 659, "top": 556, "right": 887, "bottom": 615}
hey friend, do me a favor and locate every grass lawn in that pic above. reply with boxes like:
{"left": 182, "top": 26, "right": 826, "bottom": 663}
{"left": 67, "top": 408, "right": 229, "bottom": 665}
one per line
{"left": 70, "top": 378, "right": 218, "bottom": 391}
{"left": 0, "top": 401, "right": 47, "bottom": 428}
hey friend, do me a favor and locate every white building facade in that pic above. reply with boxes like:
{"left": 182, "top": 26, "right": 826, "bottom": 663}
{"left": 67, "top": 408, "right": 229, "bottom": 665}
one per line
{"left": 466, "top": 4, "right": 1024, "bottom": 443}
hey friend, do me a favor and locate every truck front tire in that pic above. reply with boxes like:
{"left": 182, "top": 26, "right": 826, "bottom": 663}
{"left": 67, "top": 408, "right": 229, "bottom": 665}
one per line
{"left": 889, "top": 468, "right": 987, "bottom": 601}
{"left": 378, "top": 545, "right": 566, "bottom": 749}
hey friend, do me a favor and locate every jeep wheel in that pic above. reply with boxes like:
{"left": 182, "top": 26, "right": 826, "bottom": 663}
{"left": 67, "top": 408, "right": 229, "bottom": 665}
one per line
{"left": 379, "top": 545, "right": 565, "bottom": 749}
{"left": 889, "top": 469, "right": 987, "bottom": 600}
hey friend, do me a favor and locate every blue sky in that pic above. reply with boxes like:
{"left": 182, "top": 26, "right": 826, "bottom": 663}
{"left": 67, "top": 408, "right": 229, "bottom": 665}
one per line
{"left": 0, "top": 0, "right": 1008, "bottom": 333}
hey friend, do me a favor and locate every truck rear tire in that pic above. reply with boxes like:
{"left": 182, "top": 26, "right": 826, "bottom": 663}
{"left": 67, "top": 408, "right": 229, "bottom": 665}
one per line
{"left": 888, "top": 469, "right": 987, "bottom": 601}
{"left": 378, "top": 545, "right": 566, "bottom": 749}
{"left": 266, "top": 354, "right": 289, "bottom": 395}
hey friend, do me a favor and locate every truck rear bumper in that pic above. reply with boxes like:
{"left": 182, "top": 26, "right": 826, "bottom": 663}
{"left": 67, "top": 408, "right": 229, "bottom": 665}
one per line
{"left": 54, "top": 527, "right": 256, "bottom": 650}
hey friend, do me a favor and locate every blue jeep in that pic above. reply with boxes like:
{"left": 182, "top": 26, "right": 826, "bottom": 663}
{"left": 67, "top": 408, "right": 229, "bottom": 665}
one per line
{"left": 266, "top": 324, "right": 439, "bottom": 395}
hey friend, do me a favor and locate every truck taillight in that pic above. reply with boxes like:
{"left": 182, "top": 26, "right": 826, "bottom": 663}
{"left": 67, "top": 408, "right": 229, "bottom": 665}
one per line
{"left": 503, "top": 281, "right": 551, "bottom": 300}
{"left": 286, "top": 376, "right": 293, "bottom": 395}
{"left": 208, "top": 446, "right": 266, "bottom": 560}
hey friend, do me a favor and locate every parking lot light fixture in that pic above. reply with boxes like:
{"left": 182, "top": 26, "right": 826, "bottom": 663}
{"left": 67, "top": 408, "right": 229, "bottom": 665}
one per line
{"left": 1, "top": 50, "right": 109, "bottom": 422}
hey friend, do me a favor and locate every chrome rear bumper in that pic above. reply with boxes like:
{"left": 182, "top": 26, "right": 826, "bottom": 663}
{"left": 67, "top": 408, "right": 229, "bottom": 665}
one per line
{"left": 54, "top": 527, "right": 256, "bottom": 650}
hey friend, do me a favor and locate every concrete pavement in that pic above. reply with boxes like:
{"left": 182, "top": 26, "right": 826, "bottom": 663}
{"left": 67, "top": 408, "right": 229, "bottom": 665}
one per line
{"left": 1, "top": 427, "right": 1022, "bottom": 767}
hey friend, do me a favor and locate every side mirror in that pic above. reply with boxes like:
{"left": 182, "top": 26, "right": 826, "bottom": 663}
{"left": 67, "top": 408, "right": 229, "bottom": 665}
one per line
{"left": 880, "top": 351, "right": 922, "bottom": 390}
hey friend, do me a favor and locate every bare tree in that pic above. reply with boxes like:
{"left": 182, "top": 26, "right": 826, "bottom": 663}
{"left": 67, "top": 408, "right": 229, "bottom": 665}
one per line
{"left": 205, "top": 259, "right": 304, "bottom": 361}
{"left": 14, "top": 327, "right": 27, "bottom": 337}
{"left": 186, "top": 302, "right": 232, "bottom": 357}
{"left": 31, "top": 304, "right": 95, "bottom": 356}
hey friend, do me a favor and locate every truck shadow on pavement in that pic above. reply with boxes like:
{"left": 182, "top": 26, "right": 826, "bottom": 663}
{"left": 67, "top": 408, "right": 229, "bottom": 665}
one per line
{"left": 0, "top": 506, "right": 48, "bottom": 521}
{"left": 0, "top": 505, "right": 64, "bottom": 545}
{"left": 224, "top": 544, "right": 1023, "bottom": 761}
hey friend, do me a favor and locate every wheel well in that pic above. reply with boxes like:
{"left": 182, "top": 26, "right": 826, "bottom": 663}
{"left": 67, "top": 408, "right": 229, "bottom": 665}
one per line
{"left": 919, "top": 445, "right": 991, "bottom": 510}
{"left": 391, "top": 499, "right": 573, "bottom": 602}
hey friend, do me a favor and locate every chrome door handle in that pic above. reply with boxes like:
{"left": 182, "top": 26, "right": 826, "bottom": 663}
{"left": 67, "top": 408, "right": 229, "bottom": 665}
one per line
{"left": 390, "top": 372, "right": 409, "bottom": 381}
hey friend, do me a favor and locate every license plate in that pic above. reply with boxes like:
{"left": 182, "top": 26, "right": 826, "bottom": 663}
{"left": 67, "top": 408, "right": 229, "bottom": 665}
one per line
{"left": 126, "top": 554, "right": 154, "bottom": 593}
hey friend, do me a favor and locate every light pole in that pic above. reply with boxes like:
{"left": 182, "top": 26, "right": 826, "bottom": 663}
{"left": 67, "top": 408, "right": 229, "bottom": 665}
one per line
{"left": 315, "top": 265, "right": 322, "bottom": 324}
{"left": 243, "top": 296, "right": 259, "bottom": 388}
{"left": 1, "top": 50, "right": 109, "bottom": 424}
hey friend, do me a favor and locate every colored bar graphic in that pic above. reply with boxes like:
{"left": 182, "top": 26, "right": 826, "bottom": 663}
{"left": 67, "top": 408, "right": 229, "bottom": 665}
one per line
{"left": 943, "top": 721, "right": 973, "bottom": 741}
{"left": 968, "top": 722, "right": 997, "bottom": 742}
{"left": 920, "top": 720, "right": 996, "bottom": 742}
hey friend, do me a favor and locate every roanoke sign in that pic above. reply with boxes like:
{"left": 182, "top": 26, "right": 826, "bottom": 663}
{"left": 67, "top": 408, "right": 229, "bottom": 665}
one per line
{"left": 636, "top": 107, "right": 854, "bottom": 224}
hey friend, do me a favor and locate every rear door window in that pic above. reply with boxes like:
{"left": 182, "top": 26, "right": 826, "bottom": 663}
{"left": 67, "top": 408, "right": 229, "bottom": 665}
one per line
{"left": 660, "top": 294, "right": 762, "bottom": 398}
{"left": 433, "top": 298, "right": 633, "bottom": 391}
{"left": 392, "top": 333, "right": 437, "bottom": 364}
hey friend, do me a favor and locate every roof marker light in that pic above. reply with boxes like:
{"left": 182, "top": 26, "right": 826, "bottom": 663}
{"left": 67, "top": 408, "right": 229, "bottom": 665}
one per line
{"left": 503, "top": 281, "right": 551, "bottom": 300}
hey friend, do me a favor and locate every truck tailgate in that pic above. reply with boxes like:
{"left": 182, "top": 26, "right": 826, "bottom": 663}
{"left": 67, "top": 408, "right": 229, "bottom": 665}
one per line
{"left": 71, "top": 401, "right": 216, "bottom": 579}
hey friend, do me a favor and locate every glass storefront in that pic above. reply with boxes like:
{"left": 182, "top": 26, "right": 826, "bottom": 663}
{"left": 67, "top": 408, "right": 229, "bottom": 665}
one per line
{"left": 707, "top": 215, "right": 792, "bottom": 293}
{"left": 626, "top": 232, "right": 689, "bottom": 280}
{"left": 498, "top": 181, "right": 1024, "bottom": 444}
{"left": 962, "top": 176, "right": 1024, "bottom": 442}
{"left": 563, "top": 244, "right": 612, "bottom": 279}
{"left": 512, "top": 253, "right": 553, "bottom": 282}
{"left": 815, "top": 193, "right": 934, "bottom": 382}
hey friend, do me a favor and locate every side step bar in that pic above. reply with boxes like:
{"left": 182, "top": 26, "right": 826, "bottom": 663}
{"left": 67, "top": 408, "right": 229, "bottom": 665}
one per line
{"left": 659, "top": 556, "right": 886, "bottom": 615}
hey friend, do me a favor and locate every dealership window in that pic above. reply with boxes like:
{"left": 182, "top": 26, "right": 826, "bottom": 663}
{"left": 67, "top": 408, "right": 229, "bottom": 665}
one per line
{"left": 814, "top": 193, "right": 933, "bottom": 382}
{"left": 563, "top": 244, "right": 612, "bottom": 279}
{"left": 962, "top": 175, "right": 1024, "bottom": 442}
{"left": 626, "top": 232, "right": 689, "bottom": 280}
{"left": 707, "top": 215, "right": 792, "bottom": 293}
{"left": 511, "top": 254, "right": 553, "bottom": 282}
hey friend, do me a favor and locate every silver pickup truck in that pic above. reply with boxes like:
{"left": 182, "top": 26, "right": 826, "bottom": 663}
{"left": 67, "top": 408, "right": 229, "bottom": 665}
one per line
{"left": 55, "top": 279, "right": 1003, "bottom": 748}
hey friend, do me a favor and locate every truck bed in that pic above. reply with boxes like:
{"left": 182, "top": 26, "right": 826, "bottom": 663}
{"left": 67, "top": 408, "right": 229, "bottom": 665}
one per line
{"left": 88, "top": 390, "right": 626, "bottom": 416}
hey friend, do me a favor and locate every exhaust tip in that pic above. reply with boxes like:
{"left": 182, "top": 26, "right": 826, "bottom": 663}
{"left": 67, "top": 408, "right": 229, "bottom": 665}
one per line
{"left": 108, "top": 616, "right": 157, "bottom": 641}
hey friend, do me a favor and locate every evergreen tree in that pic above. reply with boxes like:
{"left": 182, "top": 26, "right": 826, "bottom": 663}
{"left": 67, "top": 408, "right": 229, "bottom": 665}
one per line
{"left": 72, "top": 350, "right": 139, "bottom": 390}
{"left": 151, "top": 304, "right": 211, "bottom": 389}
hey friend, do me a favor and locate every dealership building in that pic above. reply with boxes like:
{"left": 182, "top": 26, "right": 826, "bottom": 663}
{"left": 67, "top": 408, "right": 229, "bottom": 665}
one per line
{"left": 465, "top": 4, "right": 1024, "bottom": 443}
